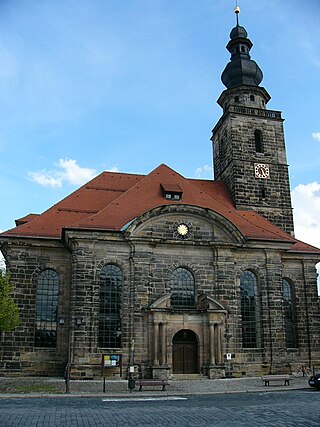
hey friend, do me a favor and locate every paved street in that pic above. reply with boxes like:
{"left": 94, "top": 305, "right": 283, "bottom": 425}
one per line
{"left": 0, "top": 389, "right": 320, "bottom": 426}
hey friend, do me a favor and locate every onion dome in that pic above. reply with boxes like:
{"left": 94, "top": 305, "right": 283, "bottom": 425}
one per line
{"left": 221, "top": 23, "right": 263, "bottom": 89}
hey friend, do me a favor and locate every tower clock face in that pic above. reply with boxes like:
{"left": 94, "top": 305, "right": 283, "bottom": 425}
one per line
{"left": 254, "top": 163, "right": 270, "bottom": 179}
{"left": 177, "top": 223, "right": 189, "bottom": 236}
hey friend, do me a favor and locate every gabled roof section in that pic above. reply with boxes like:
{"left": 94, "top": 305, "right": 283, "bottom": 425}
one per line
{"left": 1, "top": 163, "right": 319, "bottom": 254}
{"left": 1, "top": 171, "right": 144, "bottom": 238}
{"left": 67, "top": 164, "right": 296, "bottom": 243}
{"left": 68, "top": 163, "right": 234, "bottom": 231}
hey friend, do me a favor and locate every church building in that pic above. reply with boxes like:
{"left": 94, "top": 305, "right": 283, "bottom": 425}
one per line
{"left": 1, "top": 11, "right": 319, "bottom": 379}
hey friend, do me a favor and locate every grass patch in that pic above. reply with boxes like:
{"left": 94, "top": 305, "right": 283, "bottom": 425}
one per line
{"left": 12, "top": 384, "right": 59, "bottom": 393}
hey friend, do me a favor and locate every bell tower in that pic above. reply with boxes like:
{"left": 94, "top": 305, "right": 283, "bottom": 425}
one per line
{"left": 212, "top": 7, "right": 294, "bottom": 235}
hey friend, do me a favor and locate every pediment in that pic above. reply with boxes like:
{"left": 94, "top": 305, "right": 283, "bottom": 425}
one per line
{"left": 197, "top": 293, "right": 227, "bottom": 312}
{"left": 149, "top": 293, "right": 172, "bottom": 309}
{"left": 127, "top": 205, "right": 244, "bottom": 244}
{"left": 149, "top": 292, "right": 227, "bottom": 312}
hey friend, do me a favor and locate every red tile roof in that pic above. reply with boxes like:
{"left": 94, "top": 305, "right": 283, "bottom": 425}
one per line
{"left": 1, "top": 164, "right": 319, "bottom": 254}
{"left": 15, "top": 213, "right": 39, "bottom": 227}
{"left": 287, "top": 240, "right": 320, "bottom": 253}
{"left": 2, "top": 171, "right": 143, "bottom": 238}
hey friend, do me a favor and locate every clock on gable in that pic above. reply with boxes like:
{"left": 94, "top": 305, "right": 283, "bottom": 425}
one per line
{"left": 177, "top": 223, "right": 189, "bottom": 236}
{"left": 254, "top": 163, "right": 270, "bottom": 179}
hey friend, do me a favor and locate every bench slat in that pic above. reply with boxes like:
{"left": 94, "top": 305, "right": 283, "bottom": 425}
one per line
{"left": 261, "top": 375, "right": 291, "bottom": 386}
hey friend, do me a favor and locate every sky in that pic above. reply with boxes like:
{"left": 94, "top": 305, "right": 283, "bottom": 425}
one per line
{"left": 0, "top": 0, "right": 319, "bottom": 289}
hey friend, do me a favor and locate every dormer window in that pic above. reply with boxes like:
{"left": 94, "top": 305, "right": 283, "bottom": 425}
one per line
{"left": 161, "top": 183, "right": 183, "bottom": 201}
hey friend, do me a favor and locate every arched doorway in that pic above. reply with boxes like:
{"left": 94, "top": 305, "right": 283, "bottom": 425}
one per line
{"left": 172, "top": 329, "right": 198, "bottom": 374}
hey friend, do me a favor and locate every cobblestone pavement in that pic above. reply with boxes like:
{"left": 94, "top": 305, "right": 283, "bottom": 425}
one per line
{"left": 0, "top": 389, "right": 319, "bottom": 426}
{"left": 0, "top": 375, "right": 310, "bottom": 397}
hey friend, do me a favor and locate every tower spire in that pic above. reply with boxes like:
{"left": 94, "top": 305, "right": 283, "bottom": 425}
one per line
{"left": 220, "top": 10, "right": 263, "bottom": 89}
{"left": 234, "top": 1, "right": 240, "bottom": 26}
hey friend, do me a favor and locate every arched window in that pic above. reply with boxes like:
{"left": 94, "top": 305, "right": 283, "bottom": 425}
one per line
{"left": 34, "top": 269, "right": 59, "bottom": 348}
{"left": 99, "top": 264, "right": 122, "bottom": 348}
{"left": 170, "top": 267, "right": 195, "bottom": 308}
{"left": 254, "top": 130, "right": 264, "bottom": 153}
{"left": 240, "top": 271, "right": 261, "bottom": 348}
{"left": 283, "top": 279, "right": 298, "bottom": 348}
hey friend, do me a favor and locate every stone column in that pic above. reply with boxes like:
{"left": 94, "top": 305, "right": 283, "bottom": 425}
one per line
{"left": 153, "top": 322, "right": 159, "bottom": 366}
{"left": 160, "top": 323, "right": 167, "bottom": 365}
{"left": 209, "top": 323, "right": 216, "bottom": 365}
{"left": 215, "top": 323, "right": 222, "bottom": 364}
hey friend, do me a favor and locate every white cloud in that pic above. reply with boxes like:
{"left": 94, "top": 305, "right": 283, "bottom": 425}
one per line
{"left": 29, "top": 171, "right": 63, "bottom": 188}
{"left": 312, "top": 132, "right": 320, "bottom": 142}
{"left": 28, "top": 158, "right": 98, "bottom": 188}
{"left": 291, "top": 182, "right": 320, "bottom": 294}
{"left": 292, "top": 182, "right": 320, "bottom": 247}
{"left": 195, "top": 165, "right": 213, "bottom": 178}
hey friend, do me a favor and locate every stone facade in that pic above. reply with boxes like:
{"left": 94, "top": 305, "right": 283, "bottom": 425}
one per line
{"left": 1, "top": 205, "right": 319, "bottom": 379}
{"left": 0, "top": 20, "right": 319, "bottom": 380}
{"left": 0, "top": 239, "right": 71, "bottom": 376}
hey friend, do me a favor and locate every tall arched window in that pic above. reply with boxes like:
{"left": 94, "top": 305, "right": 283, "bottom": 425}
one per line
{"left": 240, "top": 270, "right": 261, "bottom": 348}
{"left": 34, "top": 269, "right": 59, "bottom": 348}
{"left": 170, "top": 267, "right": 195, "bottom": 308}
{"left": 283, "top": 278, "right": 298, "bottom": 348}
{"left": 254, "top": 129, "right": 264, "bottom": 153}
{"left": 99, "top": 264, "right": 122, "bottom": 348}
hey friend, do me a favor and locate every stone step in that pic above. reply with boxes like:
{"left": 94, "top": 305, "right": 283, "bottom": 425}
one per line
{"left": 172, "top": 374, "right": 204, "bottom": 380}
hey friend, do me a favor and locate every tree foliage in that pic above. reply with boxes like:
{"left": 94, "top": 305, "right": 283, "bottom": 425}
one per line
{"left": 0, "top": 271, "right": 20, "bottom": 333}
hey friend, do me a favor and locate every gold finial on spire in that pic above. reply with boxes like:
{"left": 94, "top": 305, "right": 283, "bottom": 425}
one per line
{"left": 234, "top": 1, "right": 240, "bottom": 26}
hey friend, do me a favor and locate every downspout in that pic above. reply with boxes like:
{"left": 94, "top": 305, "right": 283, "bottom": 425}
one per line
{"left": 266, "top": 282, "right": 273, "bottom": 374}
{"left": 264, "top": 250, "right": 273, "bottom": 374}
{"left": 126, "top": 236, "right": 136, "bottom": 369}
{"left": 64, "top": 236, "right": 77, "bottom": 392}
{"left": 301, "top": 260, "right": 312, "bottom": 368}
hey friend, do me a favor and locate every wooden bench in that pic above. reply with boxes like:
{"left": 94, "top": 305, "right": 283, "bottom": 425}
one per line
{"left": 136, "top": 379, "right": 169, "bottom": 391}
{"left": 261, "top": 374, "right": 291, "bottom": 386}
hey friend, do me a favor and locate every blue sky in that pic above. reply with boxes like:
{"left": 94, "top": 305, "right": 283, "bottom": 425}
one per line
{"left": 0, "top": 0, "right": 319, "bottom": 283}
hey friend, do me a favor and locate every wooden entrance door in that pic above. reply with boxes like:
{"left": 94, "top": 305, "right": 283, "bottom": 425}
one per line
{"left": 172, "top": 329, "right": 198, "bottom": 374}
